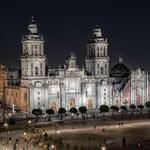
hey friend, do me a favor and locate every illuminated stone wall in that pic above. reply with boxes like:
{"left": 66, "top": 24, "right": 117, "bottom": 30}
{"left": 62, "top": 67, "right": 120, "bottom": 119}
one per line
{"left": 4, "top": 86, "right": 28, "bottom": 112}
{"left": 0, "top": 65, "right": 8, "bottom": 102}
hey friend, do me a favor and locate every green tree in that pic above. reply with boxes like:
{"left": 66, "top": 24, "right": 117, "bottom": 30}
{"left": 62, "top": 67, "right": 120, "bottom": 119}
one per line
{"left": 46, "top": 109, "right": 54, "bottom": 121}
{"left": 137, "top": 104, "right": 144, "bottom": 113}
{"left": 120, "top": 105, "right": 127, "bottom": 112}
{"left": 32, "top": 108, "right": 43, "bottom": 122}
{"left": 69, "top": 107, "right": 78, "bottom": 114}
{"left": 129, "top": 104, "right": 136, "bottom": 114}
{"left": 78, "top": 106, "right": 87, "bottom": 119}
{"left": 145, "top": 101, "right": 150, "bottom": 113}
{"left": 58, "top": 108, "right": 66, "bottom": 119}
{"left": 110, "top": 105, "right": 119, "bottom": 115}
{"left": 99, "top": 105, "right": 109, "bottom": 115}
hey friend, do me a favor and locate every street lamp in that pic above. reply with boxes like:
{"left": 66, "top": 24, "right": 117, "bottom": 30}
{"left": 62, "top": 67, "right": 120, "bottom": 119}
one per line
{"left": 100, "top": 144, "right": 107, "bottom": 150}
{"left": 4, "top": 122, "right": 9, "bottom": 144}
{"left": 23, "top": 132, "right": 27, "bottom": 136}
{"left": 50, "top": 144, "right": 56, "bottom": 150}
{"left": 56, "top": 130, "right": 60, "bottom": 134}
{"left": 54, "top": 123, "right": 57, "bottom": 138}
{"left": 28, "top": 120, "right": 32, "bottom": 124}
{"left": 23, "top": 132, "right": 28, "bottom": 150}
{"left": 8, "top": 113, "right": 11, "bottom": 117}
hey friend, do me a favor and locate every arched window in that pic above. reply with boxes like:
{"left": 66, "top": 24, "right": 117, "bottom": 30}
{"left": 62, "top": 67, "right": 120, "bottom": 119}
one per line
{"left": 97, "top": 63, "right": 99, "bottom": 68}
{"left": 101, "top": 67, "right": 104, "bottom": 75}
{"left": 97, "top": 64, "right": 100, "bottom": 75}
{"left": 97, "top": 47, "right": 99, "bottom": 57}
{"left": 35, "top": 51, "right": 37, "bottom": 55}
{"left": 104, "top": 47, "right": 106, "bottom": 56}
{"left": 35, "top": 67, "right": 38, "bottom": 75}
{"left": 31, "top": 44, "right": 33, "bottom": 50}
{"left": 34, "top": 45, "right": 37, "bottom": 49}
{"left": 31, "top": 63, "right": 33, "bottom": 69}
{"left": 105, "top": 64, "right": 107, "bottom": 74}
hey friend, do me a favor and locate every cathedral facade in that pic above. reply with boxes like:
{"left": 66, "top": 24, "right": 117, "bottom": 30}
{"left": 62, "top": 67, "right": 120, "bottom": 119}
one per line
{"left": 21, "top": 19, "right": 112, "bottom": 112}
{"left": 1, "top": 18, "right": 150, "bottom": 113}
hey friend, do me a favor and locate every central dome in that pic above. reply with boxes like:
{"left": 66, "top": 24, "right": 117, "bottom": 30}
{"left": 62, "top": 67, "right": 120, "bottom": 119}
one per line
{"left": 110, "top": 56, "right": 129, "bottom": 77}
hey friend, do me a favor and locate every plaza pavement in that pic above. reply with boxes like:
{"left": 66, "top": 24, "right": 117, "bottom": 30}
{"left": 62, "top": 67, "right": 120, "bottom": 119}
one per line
{"left": 1, "top": 119, "right": 150, "bottom": 149}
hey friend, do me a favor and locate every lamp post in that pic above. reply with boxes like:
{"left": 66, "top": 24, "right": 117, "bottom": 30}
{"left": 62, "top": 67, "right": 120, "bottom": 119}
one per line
{"left": 99, "top": 135, "right": 101, "bottom": 147}
{"left": 23, "top": 132, "right": 29, "bottom": 150}
{"left": 54, "top": 123, "right": 57, "bottom": 138}
{"left": 56, "top": 130, "right": 60, "bottom": 138}
{"left": 4, "top": 122, "right": 9, "bottom": 144}
{"left": 100, "top": 144, "right": 107, "bottom": 150}
{"left": 50, "top": 144, "right": 56, "bottom": 150}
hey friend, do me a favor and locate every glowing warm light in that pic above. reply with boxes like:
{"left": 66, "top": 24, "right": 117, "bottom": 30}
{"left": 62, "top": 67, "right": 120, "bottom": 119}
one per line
{"left": 8, "top": 113, "right": 11, "bottom": 117}
{"left": 23, "top": 132, "right": 27, "bottom": 136}
{"left": 101, "top": 144, "right": 106, "bottom": 150}
{"left": 57, "top": 130, "right": 60, "bottom": 134}
{"left": 28, "top": 120, "right": 31, "bottom": 124}
{"left": 4, "top": 123, "right": 8, "bottom": 127}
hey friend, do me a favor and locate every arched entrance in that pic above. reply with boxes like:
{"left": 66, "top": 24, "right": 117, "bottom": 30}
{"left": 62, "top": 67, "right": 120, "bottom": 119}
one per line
{"left": 87, "top": 99, "right": 93, "bottom": 109}
{"left": 50, "top": 101, "right": 57, "bottom": 112}
{"left": 69, "top": 98, "right": 75, "bottom": 107}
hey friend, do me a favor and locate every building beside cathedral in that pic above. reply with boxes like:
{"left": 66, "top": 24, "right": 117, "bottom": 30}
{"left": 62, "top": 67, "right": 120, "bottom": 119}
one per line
{"left": 0, "top": 18, "right": 150, "bottom": 113}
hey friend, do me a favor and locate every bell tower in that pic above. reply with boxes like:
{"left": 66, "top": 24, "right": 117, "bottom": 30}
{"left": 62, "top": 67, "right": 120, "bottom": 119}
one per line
{"left": 85, "top": 25, "right": 109, "bottom": 77}
{"left": 21, "top": 17, "right": 46, "bottom": 85}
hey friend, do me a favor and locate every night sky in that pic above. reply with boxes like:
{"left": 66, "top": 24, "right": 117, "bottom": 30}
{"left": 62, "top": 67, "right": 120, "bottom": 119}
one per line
{"left": 0, "top": 0, "right": 150, "bottom": 70}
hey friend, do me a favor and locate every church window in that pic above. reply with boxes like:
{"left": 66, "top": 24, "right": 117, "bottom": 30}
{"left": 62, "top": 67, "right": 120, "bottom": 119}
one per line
{"left": 34, "top": 45, "right": 37, "bottom": 49}
{"left": 71, "top": 62, "right": 75, "bottom": 67}
{"left": 35, "top": 51, "right": 37, "bottom": 55}
{"left": 41, "top": 71, "right": 42, "bottom": 75}
{"left": 35, "top": 67, "right": 38, "bottom": 75}
{"left": 101, "top": 67, "right": 104, "bottom": 74}
{"left": 31, "top": 44, "right": 33, "bottom": 50}
{"left": 31, "top": 71, "right": 33, "bottom": 76}
{"left": 57, "top": 92, "right": 59, "bottom": 98}
{"left": 104, "top": 47, "right": 106, "bottom": 56}
{"left": 105, "top": 64, "right": 107, "bottom": 70}
{"left": 86, "top": 90, "right": 87, "bottom": 97}
{"left": 31, "top": 63, "right": 33, "bottom": 69}
{"left": 40, "top": 63, "right": 42, "bottom": 68}
{"left": 97, "top": 47, "right": 100, "bottom": 57}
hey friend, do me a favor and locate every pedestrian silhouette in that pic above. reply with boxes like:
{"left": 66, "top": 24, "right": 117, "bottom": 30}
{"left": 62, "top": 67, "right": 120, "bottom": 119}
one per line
{"left": 122, "top": 137, "right": 126, "bottom": 147}
{"left": 88, "top": 136, "right": 91, "bottom": 144}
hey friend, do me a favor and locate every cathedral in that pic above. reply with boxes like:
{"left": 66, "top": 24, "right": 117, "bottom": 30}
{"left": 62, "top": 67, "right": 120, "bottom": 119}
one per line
{"left": 0, "top": 18, "right": 149, "bottom": 113}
